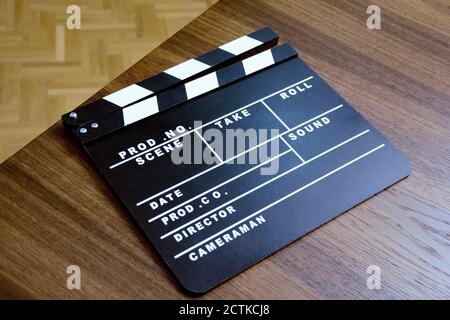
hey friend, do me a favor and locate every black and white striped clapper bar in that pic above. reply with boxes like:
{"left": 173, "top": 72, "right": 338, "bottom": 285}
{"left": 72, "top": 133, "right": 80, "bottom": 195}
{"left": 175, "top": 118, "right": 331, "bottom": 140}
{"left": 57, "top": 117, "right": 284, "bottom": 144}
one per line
{"left": 62, "top": 27, "right": 411, "bottom": 294}
{"left": 62, "top": 27, "right": 278, "bottom": 128}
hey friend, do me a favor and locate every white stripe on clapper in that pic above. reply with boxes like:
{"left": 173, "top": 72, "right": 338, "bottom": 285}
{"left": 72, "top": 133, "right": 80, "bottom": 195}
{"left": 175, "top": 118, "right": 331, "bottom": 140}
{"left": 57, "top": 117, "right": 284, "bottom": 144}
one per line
{"left": 164, "top": 59, "right": 210, "bottom": 80}
{"left": 103, "top": 84, "right": 153, "bottom": 107}
{"left": 242, "top": 49, "right": 275, "bottom": 75}
{"left": 184, "top": 72, "right": 219, "bottom": 100}
{"left": 219, "top": 35, "right": 262, "bottom": 55}
{"left": 122, "top": 95, "right": 159, "bottom": 126}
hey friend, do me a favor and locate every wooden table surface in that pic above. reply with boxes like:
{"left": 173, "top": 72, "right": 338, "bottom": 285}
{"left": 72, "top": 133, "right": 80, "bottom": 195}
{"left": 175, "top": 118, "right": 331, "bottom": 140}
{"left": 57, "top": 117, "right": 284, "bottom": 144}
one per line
{"left": 0, "top": 0, "right": 449, "bottom": 299}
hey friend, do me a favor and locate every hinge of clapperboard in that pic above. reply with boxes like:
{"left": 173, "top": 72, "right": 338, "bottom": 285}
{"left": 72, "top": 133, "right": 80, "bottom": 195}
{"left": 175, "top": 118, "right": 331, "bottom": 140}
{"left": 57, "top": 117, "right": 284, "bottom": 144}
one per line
{"left": 62, "top": 27, "right": 299, "bottom": 144}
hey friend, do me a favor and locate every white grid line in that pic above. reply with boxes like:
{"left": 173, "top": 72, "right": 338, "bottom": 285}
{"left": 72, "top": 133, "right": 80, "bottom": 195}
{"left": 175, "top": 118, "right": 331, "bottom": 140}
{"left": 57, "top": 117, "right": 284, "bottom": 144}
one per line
{"left": 174, "top": 143, "right": 384, "bottom": 259}
{"left": 161, "top": 130, "right": 371, "bottom": 240}
{"left": 151, "top": 149, "right": 291, "bottom": 224}
{"left": 136, "top": 103, "right": 343, "bottom": 207}
{"left": 109, "top": 76, "right": 314, "bottom": 169}
{"left": 280, "top": 136, "right": 305, "bottom": 163}
{"left": 194, "top": 130, "right": 223, "bottom": 163}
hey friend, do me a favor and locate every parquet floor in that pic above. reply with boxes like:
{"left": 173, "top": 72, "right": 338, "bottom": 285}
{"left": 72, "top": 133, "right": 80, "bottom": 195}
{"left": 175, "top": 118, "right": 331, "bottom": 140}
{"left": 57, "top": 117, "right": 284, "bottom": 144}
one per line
{"left": 0, "top": 0, "right": 217, "bottom": 162}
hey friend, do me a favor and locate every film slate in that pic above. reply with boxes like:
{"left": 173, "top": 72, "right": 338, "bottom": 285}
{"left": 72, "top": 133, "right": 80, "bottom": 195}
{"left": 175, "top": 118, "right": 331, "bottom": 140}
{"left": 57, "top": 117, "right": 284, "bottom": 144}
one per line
{"left": 63, "top": 29, "right": 411, "bottom": 294}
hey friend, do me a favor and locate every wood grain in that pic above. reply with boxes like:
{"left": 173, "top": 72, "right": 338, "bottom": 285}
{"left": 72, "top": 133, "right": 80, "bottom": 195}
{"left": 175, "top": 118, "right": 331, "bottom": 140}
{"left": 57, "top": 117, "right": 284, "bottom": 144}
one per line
{"left": 0, "top": 0, "right": 449, "bottom": 299}
{"left": 0, "top": 0, "right": 217, "bottom": 163}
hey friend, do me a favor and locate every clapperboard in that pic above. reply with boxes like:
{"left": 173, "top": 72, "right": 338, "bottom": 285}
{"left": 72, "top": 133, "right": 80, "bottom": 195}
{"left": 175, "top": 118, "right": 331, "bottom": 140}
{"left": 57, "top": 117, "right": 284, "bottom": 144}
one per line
{"left": 62, "top": 27, "right": 411, "bottom": 293}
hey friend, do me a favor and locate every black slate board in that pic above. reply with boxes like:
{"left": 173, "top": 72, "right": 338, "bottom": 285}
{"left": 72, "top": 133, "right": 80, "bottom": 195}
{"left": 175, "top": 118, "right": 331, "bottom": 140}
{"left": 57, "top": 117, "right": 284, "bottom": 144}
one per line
{"left": 77, "top": 55, "right": 410, "bottom": 293}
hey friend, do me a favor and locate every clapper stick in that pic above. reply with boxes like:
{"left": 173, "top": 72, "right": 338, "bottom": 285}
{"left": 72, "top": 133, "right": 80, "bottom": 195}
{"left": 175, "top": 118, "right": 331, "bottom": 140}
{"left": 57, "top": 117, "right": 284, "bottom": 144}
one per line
{"left": 75, "top": 44, "right": 298, "bottom": 144}
{"left": 62, "top": 27, "right": 411, "bottom": 293}
{"left": 62, "top": 27, "right": 278, "bottom": 128}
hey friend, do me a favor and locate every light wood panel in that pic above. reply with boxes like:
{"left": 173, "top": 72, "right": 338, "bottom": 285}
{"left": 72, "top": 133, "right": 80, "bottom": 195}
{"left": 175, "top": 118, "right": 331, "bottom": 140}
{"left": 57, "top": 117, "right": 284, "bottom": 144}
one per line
{"left": 0, "top": 0, "right": 449, "bottom": 299}
{"left": 0, "top": 0, "right": 217, "bottom": 162}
